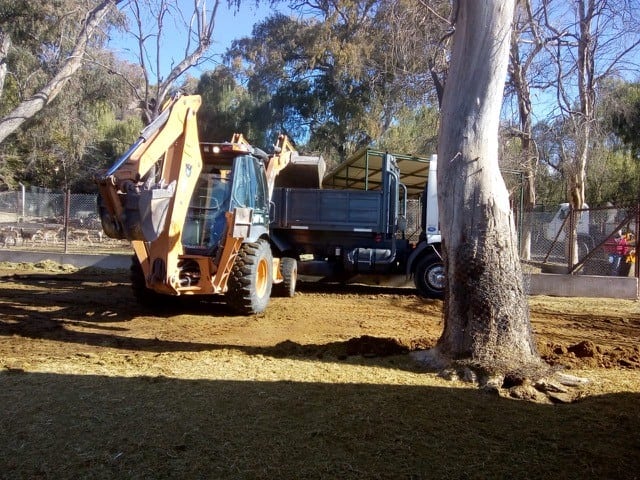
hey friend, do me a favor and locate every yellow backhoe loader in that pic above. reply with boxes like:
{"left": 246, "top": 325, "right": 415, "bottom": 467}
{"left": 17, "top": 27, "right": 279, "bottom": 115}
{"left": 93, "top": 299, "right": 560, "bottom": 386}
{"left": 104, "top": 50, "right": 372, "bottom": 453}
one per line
{"left": 95, "top": 94, "right": 323, "bottom": 314}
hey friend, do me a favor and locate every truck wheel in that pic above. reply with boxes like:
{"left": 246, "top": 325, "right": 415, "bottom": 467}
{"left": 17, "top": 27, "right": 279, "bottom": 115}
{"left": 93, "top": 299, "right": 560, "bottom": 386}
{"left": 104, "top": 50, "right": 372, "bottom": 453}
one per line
{"left": 414, "top": 253, "right": 445, "bottom": 299}
{"left": 273, "top": 257, "right": 297, "bottom": 297}
{"left": 226, "top": 239, "right": 273, "bottom": 314}
{"left": 130, "top": 256, "right": 171, "bottom": 309}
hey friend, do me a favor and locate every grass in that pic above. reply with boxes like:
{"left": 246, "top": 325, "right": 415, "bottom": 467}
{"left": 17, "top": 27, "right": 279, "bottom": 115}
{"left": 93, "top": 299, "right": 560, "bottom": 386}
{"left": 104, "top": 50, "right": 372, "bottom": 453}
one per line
{"left": 1, "top": 354, "right": 639, "bottom": 480}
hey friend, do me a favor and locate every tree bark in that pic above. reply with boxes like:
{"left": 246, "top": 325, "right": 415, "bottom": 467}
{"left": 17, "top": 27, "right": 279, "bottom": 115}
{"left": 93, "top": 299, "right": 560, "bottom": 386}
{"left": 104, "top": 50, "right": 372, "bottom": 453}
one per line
{"left": 0, "top": 0, "right": 120, "bottom": 145}
{"left": 0, "top": 27, "right": 10, "bottom": 100}
{"left": 433, "top": 0, "right": 543, "bottom": 378}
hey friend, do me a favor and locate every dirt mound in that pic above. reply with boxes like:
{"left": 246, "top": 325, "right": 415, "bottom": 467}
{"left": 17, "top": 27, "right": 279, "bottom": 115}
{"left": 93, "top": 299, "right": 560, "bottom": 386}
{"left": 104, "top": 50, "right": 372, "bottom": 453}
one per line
{"left": 0, "top": 260, "right": 77, "bottom": 273}
{"left": 345, "top": 335, "right": 433, "bottom": 357}
{"left": 539, "top": 340, "right": 640, "bottom": 369}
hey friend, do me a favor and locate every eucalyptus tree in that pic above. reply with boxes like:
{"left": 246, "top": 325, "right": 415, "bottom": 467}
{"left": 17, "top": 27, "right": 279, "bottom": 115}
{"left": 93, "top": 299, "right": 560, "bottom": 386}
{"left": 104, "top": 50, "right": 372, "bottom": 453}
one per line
{"left": 0, "top": 0, "right": 125, "bottom": 144}
{"left": 3, "top": 51, "right": 142, "bottom": 190}
{"left": 226, "top": 0, "right": 448, "bottom": 161}
{"left": 413, "top": 0, "right": 578, "bottom": 401}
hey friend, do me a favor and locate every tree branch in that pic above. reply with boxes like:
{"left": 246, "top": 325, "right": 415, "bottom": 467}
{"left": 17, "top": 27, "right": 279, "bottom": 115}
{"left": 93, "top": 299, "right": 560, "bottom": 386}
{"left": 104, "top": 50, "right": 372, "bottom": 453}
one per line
{"left": 0, "top": 0, "right": 123, "bottom": 144}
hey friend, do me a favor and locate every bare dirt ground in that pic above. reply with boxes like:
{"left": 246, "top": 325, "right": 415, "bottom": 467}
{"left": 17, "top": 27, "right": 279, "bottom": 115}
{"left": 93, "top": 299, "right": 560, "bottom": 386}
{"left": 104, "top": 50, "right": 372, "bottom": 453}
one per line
{"left": 1, "top": 261, "right": 640, "bottom": 479}
{"left": 1, "top": 260, "right": 638, "bottom": 374}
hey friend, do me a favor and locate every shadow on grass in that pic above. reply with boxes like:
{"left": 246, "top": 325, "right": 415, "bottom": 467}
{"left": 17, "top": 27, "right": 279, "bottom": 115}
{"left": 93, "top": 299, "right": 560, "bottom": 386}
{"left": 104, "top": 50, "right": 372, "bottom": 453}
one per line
{"left": 1, "top": 371, "right": 639, "bottom": 479}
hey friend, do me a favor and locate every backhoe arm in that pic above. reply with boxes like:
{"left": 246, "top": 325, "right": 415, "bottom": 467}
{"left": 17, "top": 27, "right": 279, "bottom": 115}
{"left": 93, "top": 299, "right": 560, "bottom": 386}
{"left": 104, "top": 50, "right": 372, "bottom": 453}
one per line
{"left": 96, "top": 95, "right": 203, "bottom": 241}
{"left": 265, "top": 134, "right": 298, "bottom": 201}
{"left": 96, "top": 95, "right": 203, "bottom": 294}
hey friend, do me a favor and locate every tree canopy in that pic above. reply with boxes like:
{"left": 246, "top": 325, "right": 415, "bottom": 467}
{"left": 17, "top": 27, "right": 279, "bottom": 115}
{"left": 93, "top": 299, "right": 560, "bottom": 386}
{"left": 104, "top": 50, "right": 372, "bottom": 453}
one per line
{"left": 0, "top": 0, "right": 637, "bottom": 204}
{"left": 224, "top": 0, "right": 448, "bottom": 161}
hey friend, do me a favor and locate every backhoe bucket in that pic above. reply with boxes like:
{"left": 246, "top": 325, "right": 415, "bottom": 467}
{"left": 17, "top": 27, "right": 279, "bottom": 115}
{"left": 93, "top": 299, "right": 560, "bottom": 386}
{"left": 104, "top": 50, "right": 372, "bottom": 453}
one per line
{"left": 274, "top": 155, "right": 326, "bottom": 189}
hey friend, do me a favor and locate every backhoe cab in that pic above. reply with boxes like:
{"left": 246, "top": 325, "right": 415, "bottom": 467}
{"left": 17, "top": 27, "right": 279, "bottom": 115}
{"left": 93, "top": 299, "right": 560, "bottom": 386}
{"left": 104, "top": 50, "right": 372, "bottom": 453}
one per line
{"left": 95, "top": 94, "right": 322, "bottom": 314}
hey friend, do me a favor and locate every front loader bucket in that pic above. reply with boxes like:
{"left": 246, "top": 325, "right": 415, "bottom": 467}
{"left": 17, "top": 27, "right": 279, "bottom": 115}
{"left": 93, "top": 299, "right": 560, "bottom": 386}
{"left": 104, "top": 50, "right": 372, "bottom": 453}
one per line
{"left": 138, "top": 187, "right": 174, "bottom": 242}
{"left": 274, "top": 155, "right": 326, "bottom": 189}
{"left": 123, "top": 183, "right": 175, "bottom": 242}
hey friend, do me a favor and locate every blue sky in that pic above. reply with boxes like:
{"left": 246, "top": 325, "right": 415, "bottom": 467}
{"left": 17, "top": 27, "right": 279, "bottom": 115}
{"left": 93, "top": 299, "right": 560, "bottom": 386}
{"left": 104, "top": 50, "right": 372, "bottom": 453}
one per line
{"left": 107, "top": 1, "right": 292, "bottom": 81}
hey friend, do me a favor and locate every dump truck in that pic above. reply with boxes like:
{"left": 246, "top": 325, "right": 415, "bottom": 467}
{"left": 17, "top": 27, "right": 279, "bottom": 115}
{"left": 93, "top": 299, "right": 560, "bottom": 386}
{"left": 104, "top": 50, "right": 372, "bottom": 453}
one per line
{"left": 95, "top": 94, "right": 323, "bottom": 314}
{"left": 269, "top": 152, "right": 445, "bottom": 298}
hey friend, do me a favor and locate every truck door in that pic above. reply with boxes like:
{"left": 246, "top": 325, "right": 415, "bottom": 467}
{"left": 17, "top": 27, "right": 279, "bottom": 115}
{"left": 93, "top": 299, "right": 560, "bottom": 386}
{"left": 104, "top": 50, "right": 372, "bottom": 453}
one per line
{"left": 230, "top": 155, "right": 269, "bottom": 241}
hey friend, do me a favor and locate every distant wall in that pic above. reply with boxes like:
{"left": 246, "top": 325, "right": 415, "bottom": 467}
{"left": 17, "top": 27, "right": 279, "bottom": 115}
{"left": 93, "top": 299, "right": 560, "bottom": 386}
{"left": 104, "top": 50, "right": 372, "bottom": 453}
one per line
{"left": 528, "top": 273, "right": 638, "bottom": 300}
{"left": 0, "top": 251, "right": 129, "bottom": 270}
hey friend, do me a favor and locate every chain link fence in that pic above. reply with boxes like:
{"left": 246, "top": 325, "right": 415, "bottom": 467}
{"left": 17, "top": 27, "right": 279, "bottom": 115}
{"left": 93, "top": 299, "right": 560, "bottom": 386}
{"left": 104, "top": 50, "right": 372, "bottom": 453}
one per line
{"left": 522, "top": 203, "right": 638, "bottom": 278}
{"left": 0, "top": 187, "right": 638, "bottom": 280}
{"left": 0, "top": 188, "right": 130, "bottom": 253}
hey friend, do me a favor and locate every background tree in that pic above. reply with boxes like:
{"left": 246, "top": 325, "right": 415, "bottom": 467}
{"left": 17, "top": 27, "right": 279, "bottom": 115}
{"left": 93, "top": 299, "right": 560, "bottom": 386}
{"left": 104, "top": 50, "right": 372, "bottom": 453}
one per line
{"left": 196, "top": 66, "right": 268, "bottom": 146}
{"left": 603, "top": 80, "right": 640, "bottom": 158}
{"left": 593, "top": 79, "right": 640, "bottom": 204}
{"left": 1, "top": 51, "right": 142, "bottom": 190}
{"left": 540, "top": 0, "right": 640, "bottom": 239}
{"left": 0, "top": 0, "right": 124, "bottom": 144}
{"left": 114, "top": 0, "right": 222, "bottom": 123}
{"left": 226, "top": 0, "right": 449, "bottom": 161}
{"left": 504, "top": 0, "right": 549, "bottom": 259}
{"left": 417, "top": 0, "right": 551, "bottom": 397}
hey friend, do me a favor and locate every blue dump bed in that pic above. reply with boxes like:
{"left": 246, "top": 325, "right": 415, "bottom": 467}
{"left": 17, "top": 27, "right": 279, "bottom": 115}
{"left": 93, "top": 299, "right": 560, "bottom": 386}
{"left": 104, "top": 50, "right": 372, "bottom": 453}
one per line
{"left": 268, "top": 153, "right": 413, "bottom": 278}
{"left": 271, "top": 188, "right": 386, "bottom": 233}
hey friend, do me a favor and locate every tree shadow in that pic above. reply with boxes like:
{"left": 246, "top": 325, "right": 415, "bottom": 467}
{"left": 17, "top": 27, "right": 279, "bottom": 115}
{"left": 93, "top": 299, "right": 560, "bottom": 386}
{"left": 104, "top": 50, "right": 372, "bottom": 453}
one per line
{"left": 0, "top": 371, "right": 638, "bottom": 479}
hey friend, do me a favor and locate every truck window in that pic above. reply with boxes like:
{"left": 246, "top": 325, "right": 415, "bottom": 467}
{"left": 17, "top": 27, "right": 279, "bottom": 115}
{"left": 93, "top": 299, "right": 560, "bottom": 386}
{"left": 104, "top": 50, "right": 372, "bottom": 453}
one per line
{"left": 253, "top": 157, "right": 267, "bottom": 211}
{"left": 231, "top": 155, "right": 266, "bottom": 211}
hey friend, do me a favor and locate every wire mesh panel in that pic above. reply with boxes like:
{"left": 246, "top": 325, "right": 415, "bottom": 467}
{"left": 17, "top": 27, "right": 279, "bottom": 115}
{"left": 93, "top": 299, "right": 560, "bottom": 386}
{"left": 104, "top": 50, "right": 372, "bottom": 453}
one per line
{"left": 0, "top": 185, "right": 637, "bottom": 281}
{"left": 524, "top": 204, "right": 638, "bottom": 277}
{"left": 0, "top": 191, "right": 19, "bottom": 223}
{"left": 404, "top": 199, "right": 423, "bottom": 242}
{"left": 0, "top": 189, "right": 129, "bottom": 253}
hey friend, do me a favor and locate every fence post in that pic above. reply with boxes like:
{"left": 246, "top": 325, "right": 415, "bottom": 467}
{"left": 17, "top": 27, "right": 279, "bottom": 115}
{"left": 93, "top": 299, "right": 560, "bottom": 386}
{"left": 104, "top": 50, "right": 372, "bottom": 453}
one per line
{"left": 63, "top": 189, "right": 71, "bottom": 254}
{"left": 568, "top": 206, "right": 575, "bottom": 272}
{"left": 18, "top": 182, "right": 25, "bottom": 221}
{"left": 636, "top": 202, "right": 639, "bottom": 279}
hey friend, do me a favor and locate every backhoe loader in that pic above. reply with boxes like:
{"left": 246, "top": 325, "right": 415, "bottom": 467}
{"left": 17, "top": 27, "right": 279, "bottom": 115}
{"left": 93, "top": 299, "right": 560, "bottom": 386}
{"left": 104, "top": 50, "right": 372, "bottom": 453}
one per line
{"left": 95, "top": 94, "right": 323, "bottom": 314}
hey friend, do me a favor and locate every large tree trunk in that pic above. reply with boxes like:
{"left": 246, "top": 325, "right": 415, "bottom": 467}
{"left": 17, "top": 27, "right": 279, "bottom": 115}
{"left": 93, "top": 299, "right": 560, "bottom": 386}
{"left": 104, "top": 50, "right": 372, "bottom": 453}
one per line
{"left": 0, "top": 0, "right": 119, "bottom": 145}
{"left": 431, "top": 0, "right": 544, "bottom": 379}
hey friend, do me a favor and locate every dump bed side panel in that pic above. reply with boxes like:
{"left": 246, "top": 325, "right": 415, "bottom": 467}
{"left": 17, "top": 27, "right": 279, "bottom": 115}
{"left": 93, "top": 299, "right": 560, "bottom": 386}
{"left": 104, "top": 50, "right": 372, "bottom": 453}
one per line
{"left": 272, "top": 188, "right": 385, "bottom": 232}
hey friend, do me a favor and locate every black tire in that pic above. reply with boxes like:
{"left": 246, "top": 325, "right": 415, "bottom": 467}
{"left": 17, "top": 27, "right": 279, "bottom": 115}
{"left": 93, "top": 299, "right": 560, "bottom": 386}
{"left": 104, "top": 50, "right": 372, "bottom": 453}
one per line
{"left": 273, "top": 257, "right": 297, "bottom": 297}
{"left": 414, "top": 252, "right": 445, "bottom": 299}
{"left": 130, "top": 255, "right": 172, "bottom": 309}
{"left": 225, "top": 239, "right": 273, "bottom": 314}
